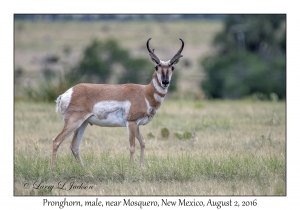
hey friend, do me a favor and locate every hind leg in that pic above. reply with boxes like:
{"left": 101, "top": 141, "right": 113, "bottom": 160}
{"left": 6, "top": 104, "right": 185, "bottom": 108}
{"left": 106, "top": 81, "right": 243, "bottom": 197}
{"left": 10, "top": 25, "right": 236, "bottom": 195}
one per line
{"left": 70, "top": 121, "right": 88, "bottom": 166}
{"left": 52, "top": 115, "right": 88, "bottom": 168}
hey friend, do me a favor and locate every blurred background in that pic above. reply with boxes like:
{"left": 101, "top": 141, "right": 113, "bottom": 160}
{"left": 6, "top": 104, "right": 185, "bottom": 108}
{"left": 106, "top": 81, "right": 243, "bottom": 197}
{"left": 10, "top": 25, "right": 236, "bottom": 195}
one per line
{"left": 14, "top": 14, "right": 286, "bottom": 102}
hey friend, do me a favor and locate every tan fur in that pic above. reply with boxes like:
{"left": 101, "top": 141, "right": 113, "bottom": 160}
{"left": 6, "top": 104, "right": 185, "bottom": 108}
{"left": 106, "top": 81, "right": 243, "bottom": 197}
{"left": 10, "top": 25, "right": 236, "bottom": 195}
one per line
{"left": 52, "top": 72, "right": 167, "bottom": 167}
{"left": 51, "top": 38, "right": 184, "bottom": 168}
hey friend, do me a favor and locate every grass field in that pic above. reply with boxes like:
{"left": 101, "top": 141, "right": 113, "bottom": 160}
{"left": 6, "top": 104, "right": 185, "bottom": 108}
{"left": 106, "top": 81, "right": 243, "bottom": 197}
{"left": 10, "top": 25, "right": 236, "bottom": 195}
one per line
{"left": 14, "top": 99, "right": 286, "bottom": 196}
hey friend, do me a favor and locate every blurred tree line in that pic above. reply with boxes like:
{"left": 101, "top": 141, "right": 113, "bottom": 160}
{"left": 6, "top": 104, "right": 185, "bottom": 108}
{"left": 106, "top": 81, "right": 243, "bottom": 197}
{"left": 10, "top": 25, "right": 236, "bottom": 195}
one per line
{"left": 24, "top": 39, "right": 177, "bottom": 102}
{"left": 201, "top": 14, "right": 286, "bottom": 99}
{"left": 15, "top": 14, "right": 225, "bottom": 21}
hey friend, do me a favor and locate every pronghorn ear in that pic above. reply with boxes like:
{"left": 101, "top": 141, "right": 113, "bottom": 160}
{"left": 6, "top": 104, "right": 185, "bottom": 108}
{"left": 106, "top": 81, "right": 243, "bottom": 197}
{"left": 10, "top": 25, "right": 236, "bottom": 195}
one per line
{"left": 151, "top": 57, "right": 160, "bottom": 65}
{"left": 169, "top": 55, "right": 182, "bottom": 66}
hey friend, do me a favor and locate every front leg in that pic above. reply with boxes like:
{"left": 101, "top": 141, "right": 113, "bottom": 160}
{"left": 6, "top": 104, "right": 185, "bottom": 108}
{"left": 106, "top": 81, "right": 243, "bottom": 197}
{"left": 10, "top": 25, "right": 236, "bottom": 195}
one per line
{"left": 126, "top": 121, "right": 137, "bottom": 165}
{"left": 136, "top": 126, "right": 146, "bottom": 167}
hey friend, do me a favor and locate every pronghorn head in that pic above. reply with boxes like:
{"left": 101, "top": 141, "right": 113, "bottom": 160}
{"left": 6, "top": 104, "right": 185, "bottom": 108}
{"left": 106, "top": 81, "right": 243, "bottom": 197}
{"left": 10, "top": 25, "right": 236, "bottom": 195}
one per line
{"left": 147, "top": 38, "right": 184, "bottom": 88}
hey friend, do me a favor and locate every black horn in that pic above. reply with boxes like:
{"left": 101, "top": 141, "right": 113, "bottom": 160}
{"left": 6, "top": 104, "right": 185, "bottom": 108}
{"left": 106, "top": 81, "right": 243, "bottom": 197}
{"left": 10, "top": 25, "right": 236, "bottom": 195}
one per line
{"left": 147, "top": 38, "right": 161, "bottom": 65}
{"left": 169, "top": 38, "right": 184, "bottom": 66}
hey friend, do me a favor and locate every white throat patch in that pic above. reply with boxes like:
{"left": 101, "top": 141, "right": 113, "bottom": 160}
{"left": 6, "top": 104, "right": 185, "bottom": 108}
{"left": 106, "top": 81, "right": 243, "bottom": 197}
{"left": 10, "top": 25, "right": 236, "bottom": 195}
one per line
{"left": 154, "top": 93, "right": 164, "bottom": 104}
{"left": 153, "top": 74, "right": 168, "bottom": 94}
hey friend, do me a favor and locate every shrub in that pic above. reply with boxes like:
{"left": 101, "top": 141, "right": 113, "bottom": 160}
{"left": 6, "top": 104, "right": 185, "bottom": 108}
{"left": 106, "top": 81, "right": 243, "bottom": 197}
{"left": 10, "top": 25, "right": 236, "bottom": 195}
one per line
{"left": 119, "top": 58, "right": 153, "bottom": 85}
{"left": 161, "top": 128, "right": 170, "bottom": 138}
{"left": 201, "top": 15, "right": 286, "bottom": 99}
{"left": 72, "top": 38, "right": 178, "bottom": 90}
{"left": 71, "top": 39, "right": 129, "bottom": 84}
{"left": 174, "top": 131, "right": 192, "bottom": 140}
{"left": 24, "top": 39, "right": 178, "bottom": 102}
{"left": 24, "top": 70, "right": 76, "bottom": 102}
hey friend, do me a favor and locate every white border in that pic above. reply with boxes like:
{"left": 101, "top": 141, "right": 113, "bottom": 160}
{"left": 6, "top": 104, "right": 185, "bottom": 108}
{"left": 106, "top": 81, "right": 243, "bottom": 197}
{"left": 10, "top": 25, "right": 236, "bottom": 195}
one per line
{"left": 4, "top": 1, "right": 299, "bottom": 209}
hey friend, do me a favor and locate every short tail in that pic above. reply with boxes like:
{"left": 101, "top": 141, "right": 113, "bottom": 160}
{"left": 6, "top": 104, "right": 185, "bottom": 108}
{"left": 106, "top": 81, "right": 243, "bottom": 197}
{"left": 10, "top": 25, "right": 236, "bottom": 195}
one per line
{"left": 55, "top": 95, "right": 62, "bottom": 113}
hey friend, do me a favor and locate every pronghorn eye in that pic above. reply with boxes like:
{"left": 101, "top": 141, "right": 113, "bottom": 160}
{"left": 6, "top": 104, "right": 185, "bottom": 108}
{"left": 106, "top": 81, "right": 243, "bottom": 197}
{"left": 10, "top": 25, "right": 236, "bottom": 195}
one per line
{"left": 155, "top": 66, "right": 158, "bottom": 70}
{"left": 171, "top": 66, "right": 175, "bottom": 71}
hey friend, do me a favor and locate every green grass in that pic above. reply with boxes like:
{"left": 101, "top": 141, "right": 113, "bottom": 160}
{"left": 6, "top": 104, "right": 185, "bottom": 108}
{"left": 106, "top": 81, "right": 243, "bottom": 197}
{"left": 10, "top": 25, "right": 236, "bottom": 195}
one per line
{"left": 15, "top": 151, "right": 284, "bottom": 183}
{"left": 15, "top": 152, "right": 285, "bottom": 196}
{"left": 14, "top": 100, "right": 286, "bottom": 195}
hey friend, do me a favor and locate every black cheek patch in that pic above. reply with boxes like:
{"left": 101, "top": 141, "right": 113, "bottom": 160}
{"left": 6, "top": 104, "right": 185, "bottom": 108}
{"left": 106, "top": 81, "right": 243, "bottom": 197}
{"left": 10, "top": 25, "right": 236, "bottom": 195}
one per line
{"left": 171, "top": 66, "right": 175, "bottom": 71}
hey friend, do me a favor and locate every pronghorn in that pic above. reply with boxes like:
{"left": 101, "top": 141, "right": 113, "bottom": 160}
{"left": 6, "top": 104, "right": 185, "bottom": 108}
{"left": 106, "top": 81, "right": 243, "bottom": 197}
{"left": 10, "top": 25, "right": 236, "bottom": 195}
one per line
{"left": 52, "top": 38, "right": 184, "bottom": 167}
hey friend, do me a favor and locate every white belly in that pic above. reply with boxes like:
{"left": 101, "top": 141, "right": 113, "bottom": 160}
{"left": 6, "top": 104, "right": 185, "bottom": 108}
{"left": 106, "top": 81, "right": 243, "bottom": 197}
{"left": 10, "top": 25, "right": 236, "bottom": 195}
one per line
{"left": 88, "top": 110, "right": 126, "bottom": 127}
{"left": 87, "top": 100, "right": 157, "bottom": 127}
{"left": 88, "top": 101, "right": 131, "bottom": 127}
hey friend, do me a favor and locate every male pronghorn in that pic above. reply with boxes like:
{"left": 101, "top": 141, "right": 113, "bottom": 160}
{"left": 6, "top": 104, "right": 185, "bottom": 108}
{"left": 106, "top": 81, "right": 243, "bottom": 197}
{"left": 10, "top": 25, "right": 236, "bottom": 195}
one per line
{"left": 52, "top": 38, "right": 184, "bottom": 167}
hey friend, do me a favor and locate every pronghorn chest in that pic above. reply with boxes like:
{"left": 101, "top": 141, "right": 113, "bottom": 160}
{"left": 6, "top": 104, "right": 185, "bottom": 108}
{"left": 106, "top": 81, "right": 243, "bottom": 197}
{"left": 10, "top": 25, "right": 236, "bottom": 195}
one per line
{"left": 137, "top": 94, "right": 164, "bottom": 126}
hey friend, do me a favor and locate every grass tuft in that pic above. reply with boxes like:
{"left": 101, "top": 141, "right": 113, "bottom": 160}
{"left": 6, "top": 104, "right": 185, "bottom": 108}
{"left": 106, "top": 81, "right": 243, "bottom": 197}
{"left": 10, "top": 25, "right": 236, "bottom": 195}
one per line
{"left": 161, "top": 128, "right": 170, "bottom": 138}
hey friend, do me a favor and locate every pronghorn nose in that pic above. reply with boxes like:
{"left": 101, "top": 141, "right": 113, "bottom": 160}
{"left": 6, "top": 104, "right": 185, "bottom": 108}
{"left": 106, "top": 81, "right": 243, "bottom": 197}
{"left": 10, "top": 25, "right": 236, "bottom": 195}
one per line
{"left": 162, "top": 80, "right": 169, "bottom": 86}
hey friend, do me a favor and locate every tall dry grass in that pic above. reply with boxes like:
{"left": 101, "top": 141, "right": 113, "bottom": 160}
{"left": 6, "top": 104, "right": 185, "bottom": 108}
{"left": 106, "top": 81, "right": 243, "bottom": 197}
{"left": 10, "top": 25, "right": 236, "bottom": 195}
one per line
{"left": 14, "top": 99, "right": 286, "bottom": 195}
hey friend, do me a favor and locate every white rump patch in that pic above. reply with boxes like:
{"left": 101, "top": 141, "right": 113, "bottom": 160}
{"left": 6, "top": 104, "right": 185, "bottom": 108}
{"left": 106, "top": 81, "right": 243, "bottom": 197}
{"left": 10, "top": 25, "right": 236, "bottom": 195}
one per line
{"left": 56, "top": 87, "right": 73, "bottom": 115}
{"left": 89, "top": 101, "right": 131, "bottom": 127}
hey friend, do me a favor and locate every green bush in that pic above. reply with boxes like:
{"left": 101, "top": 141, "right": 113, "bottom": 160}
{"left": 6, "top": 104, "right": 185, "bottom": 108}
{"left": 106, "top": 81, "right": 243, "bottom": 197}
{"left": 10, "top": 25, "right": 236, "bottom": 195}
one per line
{"left": 174, "top": 131, "right": 192, "bottom": 140}
{"left": 202, "top": 51, "right": 285, "bottom": 99}
{"left": 24, "top": 39, "right": 178, "bottom": 102}
{"left": 119, "top": 58, "right": 153, "bottom": 85}
{"left": 71, "top": 39, "right": 129, "bottom": 84}
{"left": 73, "top": 38, "right": 177, "bottom": 88}
{"left": 201, "top": 15, "right": 286, "bottom": 99}
{"left": 24, "top": 70, "right": 76, "bottom": 102}
{"left": 72, "top": 38, "right": 177, "bottom": 89}
{"left": 161, "top": 128, "right": 170, "bottom": 138}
